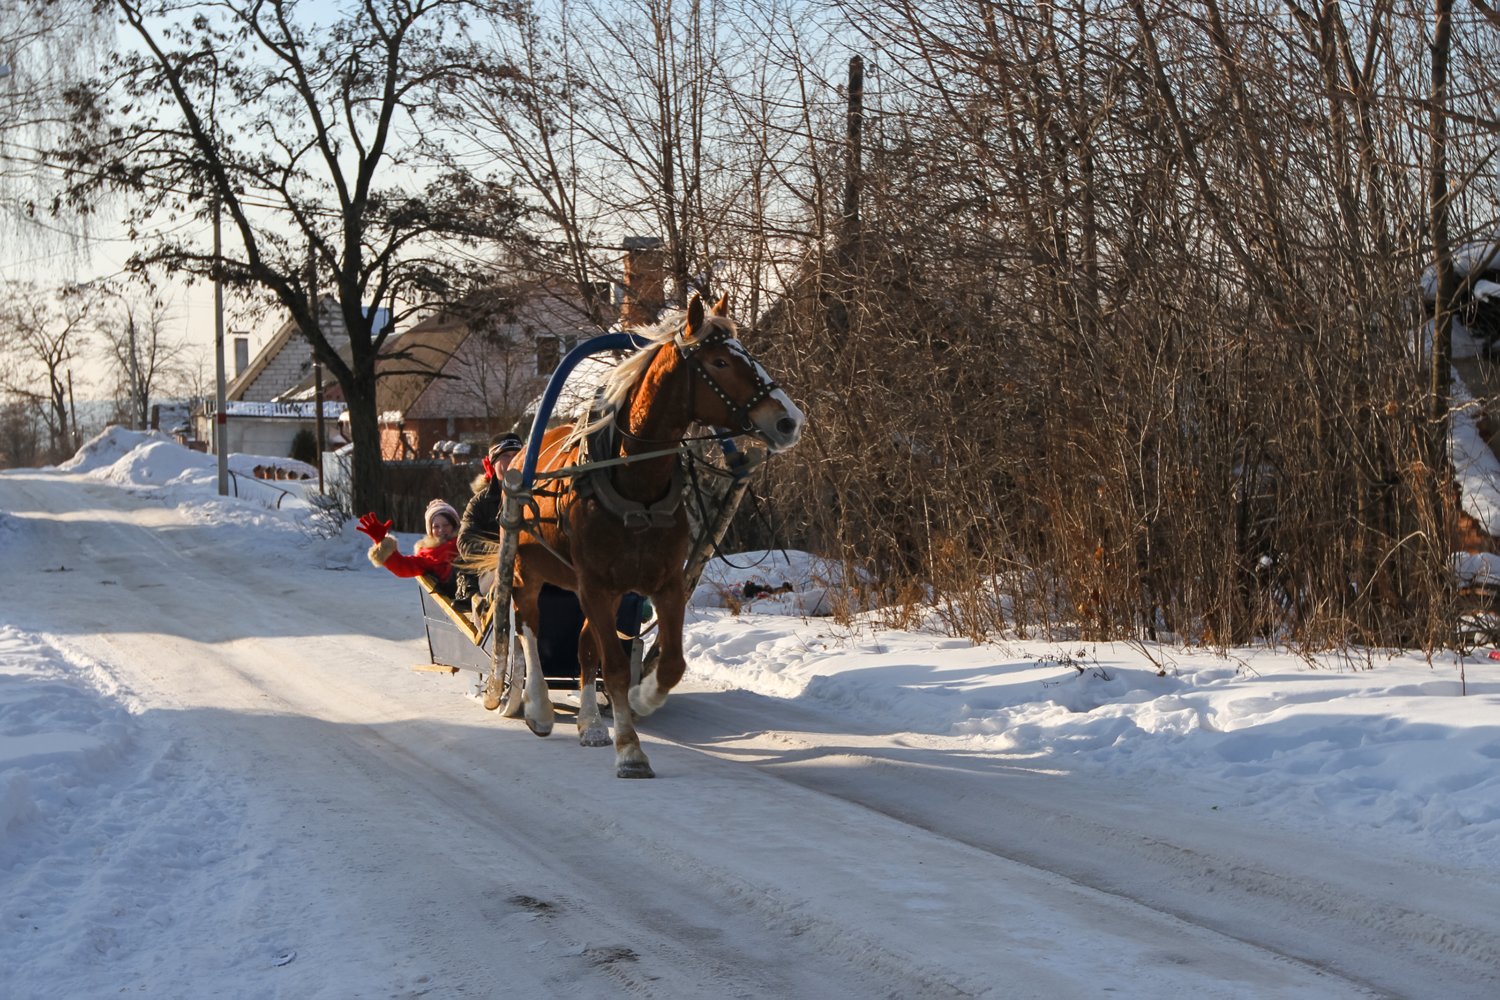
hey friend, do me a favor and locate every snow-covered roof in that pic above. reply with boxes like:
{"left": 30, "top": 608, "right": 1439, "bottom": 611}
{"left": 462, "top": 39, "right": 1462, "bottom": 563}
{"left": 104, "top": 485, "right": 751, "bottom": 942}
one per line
{"left": 215, "top": 401, "right": 347, "bottom": 419}
{"left": 523, "top": 353, "right": 623, "bottom": 427}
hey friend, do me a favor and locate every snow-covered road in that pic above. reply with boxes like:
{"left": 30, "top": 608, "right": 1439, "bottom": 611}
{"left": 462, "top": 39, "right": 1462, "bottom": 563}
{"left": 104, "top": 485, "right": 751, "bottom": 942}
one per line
{"left": 2, "top": 453, "right": 1498, "bottom": 998}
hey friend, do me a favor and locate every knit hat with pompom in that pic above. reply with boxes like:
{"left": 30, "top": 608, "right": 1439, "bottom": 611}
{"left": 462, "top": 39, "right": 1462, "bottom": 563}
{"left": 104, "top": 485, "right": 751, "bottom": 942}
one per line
{"left": 424, "top": 498, "right": 460, "bottom": 536}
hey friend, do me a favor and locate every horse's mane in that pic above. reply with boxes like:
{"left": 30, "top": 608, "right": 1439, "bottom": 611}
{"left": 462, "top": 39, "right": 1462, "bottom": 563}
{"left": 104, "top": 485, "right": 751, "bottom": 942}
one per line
{"left": 561, "top": 307, "right": 738, "bottom": 451}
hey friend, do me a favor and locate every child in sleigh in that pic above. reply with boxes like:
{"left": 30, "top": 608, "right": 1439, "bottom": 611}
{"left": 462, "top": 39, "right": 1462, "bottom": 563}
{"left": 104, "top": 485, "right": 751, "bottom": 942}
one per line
{"left": 357, "top": 498, "right": 462, "bottom": 599}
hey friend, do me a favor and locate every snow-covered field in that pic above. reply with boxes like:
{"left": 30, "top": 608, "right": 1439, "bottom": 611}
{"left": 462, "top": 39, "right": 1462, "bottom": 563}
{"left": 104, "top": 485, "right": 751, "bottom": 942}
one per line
{"left": 3, "top": 427, "right": 1499, "bottom": 998}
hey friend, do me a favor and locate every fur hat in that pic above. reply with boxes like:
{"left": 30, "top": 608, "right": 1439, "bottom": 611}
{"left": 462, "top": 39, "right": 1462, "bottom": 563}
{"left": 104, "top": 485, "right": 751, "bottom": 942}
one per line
{"left": 424, "top": 498, "right": 460, "bottom": 535}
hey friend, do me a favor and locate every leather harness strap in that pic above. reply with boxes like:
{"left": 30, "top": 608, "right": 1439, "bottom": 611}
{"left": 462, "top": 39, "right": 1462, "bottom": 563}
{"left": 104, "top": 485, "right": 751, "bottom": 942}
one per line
{"left": 674, "top": 324, "right": 781, "bottom": 435}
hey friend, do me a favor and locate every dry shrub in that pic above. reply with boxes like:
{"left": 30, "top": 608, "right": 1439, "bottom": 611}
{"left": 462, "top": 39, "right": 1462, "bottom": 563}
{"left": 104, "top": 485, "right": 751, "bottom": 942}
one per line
{"left": 731, "top": 0, "right": 1481, "bottom": 651}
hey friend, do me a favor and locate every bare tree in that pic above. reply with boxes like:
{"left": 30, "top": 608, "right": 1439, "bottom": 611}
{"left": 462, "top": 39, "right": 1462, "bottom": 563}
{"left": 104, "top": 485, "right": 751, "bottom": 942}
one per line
{"left": 694, "top": 0, "right": 1500, "bottom": 650}
{"left": 0, "top": 281, "right": 93, "bottom": 460}
{"left": 442, "top": 324, "right": 545, "bottom": 434}
{"left": 57, "top": 0, "right": 528, "bottom": 515}
{"left": 94, "top": 293, "right": 187, "bottom": 431}
{"left": 450, "top": 3, "right": 615, "bottom": 327}
{"left": 0, "top": 399, "right": 40, "bottom": 469}
{"left": 0, "top": 0, "right": 112, "bottom": 267}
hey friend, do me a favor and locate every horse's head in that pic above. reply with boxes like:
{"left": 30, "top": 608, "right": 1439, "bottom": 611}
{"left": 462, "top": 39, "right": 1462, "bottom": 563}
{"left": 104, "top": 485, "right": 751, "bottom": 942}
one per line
{"left": 677, "top": 294, "right": 805, "bottom": 452}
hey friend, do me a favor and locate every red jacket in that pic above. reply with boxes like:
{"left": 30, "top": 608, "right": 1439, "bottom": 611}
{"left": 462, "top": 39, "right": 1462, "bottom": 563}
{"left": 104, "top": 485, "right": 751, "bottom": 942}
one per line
{"left": 369, "top": 536, "right": 458, "bottom": 583}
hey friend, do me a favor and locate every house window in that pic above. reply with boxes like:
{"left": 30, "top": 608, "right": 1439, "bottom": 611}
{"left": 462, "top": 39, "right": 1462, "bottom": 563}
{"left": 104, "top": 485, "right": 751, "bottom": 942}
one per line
{"left": 536, "top": 336, "right": 559, "bottom": 375}
{"left": 535, "top": 334, "right": 581, "bottom": 376}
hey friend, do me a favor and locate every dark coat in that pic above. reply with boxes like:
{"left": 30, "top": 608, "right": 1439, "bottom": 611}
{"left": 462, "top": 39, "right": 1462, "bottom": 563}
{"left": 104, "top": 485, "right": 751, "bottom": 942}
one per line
{"left": 455, "top": 472, "right": 503, "bottom": 599}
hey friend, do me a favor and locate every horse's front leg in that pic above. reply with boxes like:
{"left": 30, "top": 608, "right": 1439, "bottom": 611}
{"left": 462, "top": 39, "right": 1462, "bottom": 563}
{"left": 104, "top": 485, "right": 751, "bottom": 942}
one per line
{"left": 512, "top": 582, "right": 554, "bottom": 737}
{"left": 580, "top": 587, "right": 651, "bottom": 778}
{"left": 630, "top": 577, "right": 686, "bottom": 718}
{"left": 499, "top": 577, "right": 540, "bottom": 719}
{"left": 575, "top": 622, "right": 611, "bottom": 747}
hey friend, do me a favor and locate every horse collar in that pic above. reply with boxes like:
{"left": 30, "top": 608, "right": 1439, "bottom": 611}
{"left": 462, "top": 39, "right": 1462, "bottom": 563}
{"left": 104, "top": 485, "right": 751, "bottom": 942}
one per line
{"left": 577, "top": 401, "right": 684, "bottom": 531}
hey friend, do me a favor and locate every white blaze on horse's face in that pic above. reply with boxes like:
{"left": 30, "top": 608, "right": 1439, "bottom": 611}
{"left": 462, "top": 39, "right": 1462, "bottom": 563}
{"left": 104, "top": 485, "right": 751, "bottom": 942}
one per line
{"left": 725, "top": 338, "right": 805, "bottom": 452}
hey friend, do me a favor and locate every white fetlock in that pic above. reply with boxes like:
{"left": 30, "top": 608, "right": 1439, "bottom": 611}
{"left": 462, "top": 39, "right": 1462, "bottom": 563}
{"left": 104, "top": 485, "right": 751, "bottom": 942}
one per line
{"left": 576, "top": 681, "right": 611, "bottom": 747}
{"left": 520, "top": 625, "right": 553, "bottom": 736}
{"left": 500, "top": 635, "right": 525, "bottom": 718}
{"left": 628, "top": 671, "right": 668, "bottom": 718}
{"left": 615, "top": 742, "right": 654, "bottom": 779}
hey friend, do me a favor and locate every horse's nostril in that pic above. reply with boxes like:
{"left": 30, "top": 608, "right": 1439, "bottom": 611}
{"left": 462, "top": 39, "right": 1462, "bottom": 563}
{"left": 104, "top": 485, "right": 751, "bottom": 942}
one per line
{"left": 776, "top": 417, "right": 797, "bottom": 437}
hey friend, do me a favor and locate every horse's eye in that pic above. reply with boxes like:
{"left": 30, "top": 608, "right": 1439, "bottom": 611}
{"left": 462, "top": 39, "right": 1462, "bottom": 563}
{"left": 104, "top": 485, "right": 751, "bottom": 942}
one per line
{"left": 711, "top": 358, "right": 730, "bottom": 369}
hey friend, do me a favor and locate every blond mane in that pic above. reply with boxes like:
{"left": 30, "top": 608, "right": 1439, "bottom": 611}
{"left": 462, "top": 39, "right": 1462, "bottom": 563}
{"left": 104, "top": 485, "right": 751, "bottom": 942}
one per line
{"left": 561, "top": 308, "right": 739, "bottom": 451}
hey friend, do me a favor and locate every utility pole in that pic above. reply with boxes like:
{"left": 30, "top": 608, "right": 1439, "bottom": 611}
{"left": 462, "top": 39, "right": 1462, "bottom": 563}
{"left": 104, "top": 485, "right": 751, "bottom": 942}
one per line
{"left": 126, "top": 311, "right": 141, "bottom": 428}
{"left": 828, "top": 54, "right": 864, "bottom": 344}
{"left": 214, "top": 197, "right": 229, "bottom": 496}
{"left": 842, "top": 54, "right": 864, "bottom": 239}
{"left": 67, "top": 370, "right": 78, "bottom": 450}
{"left": 307, "top": 247, "right": 325, "bottom": 492}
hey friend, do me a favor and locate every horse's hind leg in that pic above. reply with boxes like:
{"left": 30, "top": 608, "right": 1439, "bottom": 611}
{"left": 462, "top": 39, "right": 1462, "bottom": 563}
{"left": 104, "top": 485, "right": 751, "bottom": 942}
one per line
{"left": 575, "top": 622, "right": 611, "bottom": 747}
{"left": 580, "top": 588, "right": 651, "bottom": 778}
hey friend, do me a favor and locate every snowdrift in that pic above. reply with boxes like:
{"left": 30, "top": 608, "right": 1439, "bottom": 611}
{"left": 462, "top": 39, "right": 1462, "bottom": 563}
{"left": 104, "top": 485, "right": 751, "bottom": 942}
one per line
{"left": 680, "top": 609, "right": 1500, "bottom": 862}
{"left": 45, "top": 427, "right": 367, "bottom": 572}
{"left": 63, "top": 426, "right": 319, "bottom": 488}
{"left": 57, "top": 426, "right": 177, "bottom": 474}
{"left": 691, "top": 548, "right": 842, "bottom": 616}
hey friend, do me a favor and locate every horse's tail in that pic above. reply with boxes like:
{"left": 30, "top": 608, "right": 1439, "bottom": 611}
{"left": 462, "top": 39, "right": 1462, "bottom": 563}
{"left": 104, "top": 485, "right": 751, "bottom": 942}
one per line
{"left": 454, "top": 537, "right": 498, "bottom": 578}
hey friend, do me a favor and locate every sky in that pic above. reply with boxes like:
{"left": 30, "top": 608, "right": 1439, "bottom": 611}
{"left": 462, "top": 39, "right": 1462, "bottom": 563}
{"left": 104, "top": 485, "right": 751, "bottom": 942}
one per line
{"left": 0, "top": 0, "right": 410, "bottom": 400}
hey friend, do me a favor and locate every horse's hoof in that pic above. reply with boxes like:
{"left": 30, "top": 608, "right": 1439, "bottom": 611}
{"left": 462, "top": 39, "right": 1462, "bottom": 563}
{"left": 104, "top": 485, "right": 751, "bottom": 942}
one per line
{"left": 616, "top": 760, "right": 655, "bottom": 779}
{"left": 579, "top": 726, "right": 612, "bottom": 747}
{"left": 525, "top": 717, "right": 553, "bottom": 737}
{"left": 482, "top": 692, "right": 501, "bottom": 712}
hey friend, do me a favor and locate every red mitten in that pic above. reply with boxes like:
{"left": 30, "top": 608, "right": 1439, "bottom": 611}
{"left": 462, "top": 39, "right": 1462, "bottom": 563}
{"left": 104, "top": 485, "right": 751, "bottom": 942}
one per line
{"left": 356, "top": 512, "right": 392, "bottom": 543}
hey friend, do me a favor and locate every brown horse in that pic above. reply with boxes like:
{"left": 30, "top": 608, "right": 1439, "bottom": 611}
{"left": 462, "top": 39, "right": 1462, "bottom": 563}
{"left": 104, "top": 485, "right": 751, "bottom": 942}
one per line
{"left": 499, "top": 293, "right": 804, "bottom": 777}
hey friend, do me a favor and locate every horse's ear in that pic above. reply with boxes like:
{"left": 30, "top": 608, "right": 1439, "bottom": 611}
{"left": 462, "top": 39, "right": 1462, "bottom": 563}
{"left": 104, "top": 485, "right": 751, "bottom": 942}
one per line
{"left": 712, "top": 293, "right": 730, "bottom": 317}
{"left": 686, "top": 293, "right": 705, "bottom": 333}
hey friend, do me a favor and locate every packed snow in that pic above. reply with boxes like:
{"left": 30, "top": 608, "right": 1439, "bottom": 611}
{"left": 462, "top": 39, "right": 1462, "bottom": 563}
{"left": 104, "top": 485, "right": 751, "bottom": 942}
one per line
{"left": 3, "top": 428, "right": 1500, "bottom": 997}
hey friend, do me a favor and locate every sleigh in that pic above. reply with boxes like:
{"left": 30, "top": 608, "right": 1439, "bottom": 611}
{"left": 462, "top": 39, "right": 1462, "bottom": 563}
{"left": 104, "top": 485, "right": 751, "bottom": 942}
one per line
{"left": 413, "top": 575, "right": 618, "bottom": 696}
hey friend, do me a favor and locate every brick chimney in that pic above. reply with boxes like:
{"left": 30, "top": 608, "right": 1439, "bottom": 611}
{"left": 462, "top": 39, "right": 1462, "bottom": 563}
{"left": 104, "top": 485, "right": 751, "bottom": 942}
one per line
{"left": 621, "top": 236, "right": 666, "bottom": 327}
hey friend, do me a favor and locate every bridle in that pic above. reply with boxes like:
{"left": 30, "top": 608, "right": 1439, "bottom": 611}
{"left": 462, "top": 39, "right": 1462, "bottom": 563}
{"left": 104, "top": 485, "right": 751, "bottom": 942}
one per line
{"left": 674, "top": 323, "right": 782, "bottom": 436}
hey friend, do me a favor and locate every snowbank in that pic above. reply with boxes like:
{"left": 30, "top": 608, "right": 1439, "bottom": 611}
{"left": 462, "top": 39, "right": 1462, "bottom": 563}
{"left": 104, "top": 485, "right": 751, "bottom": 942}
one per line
{"left": 692, "top": 548, "right": 842, "bottom": 616}
{"left": 681, "top": 608, "right": 1500, "bottom": 863}
{"left": 57, "top": 426, "right": 176, "bottom": 474}
{"left": 0, "top": 628, "right": 135, "bottom": 852}
{"left": 45, "top": 426, "right": 368, "bottom": 573}
{"left": 66, "top": 425, "right": 320, "bottom": 492}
